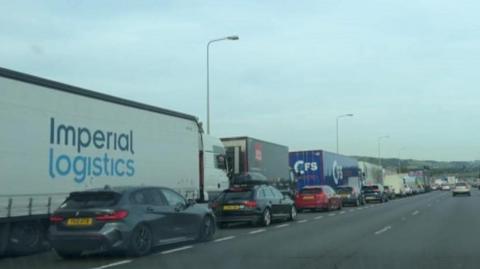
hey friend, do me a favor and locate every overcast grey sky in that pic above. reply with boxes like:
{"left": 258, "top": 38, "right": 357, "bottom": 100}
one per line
{"left": 1, "top": 0, "right": 479, "bottom": 161}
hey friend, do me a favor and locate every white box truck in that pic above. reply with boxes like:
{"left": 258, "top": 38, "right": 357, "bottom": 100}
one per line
{"left": 384, "top": 173, "right": 407, "bottom": 197}
{"left": 0, "top": 67, "right": 229, "bottom": 255}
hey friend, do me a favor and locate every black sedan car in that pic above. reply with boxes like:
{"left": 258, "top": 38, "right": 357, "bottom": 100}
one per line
{"left": 336, "top": 185, "right": 365, "bottom": 206}
{"left": 49, "top": 186, "right": 215, "bottom": 258}
{"left": 362, "top": 185, "right": 388, "bottom": 203}
{"left": 211, "top": 184, "right": 296, "bottom": 227}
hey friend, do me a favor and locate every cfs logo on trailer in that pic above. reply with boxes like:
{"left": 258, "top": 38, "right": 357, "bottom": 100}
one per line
{"left": 332, "top": 160, "right": 343, "bottom": 185}
{"left": 293, "top": 160, "right": 318, "bottom": 175}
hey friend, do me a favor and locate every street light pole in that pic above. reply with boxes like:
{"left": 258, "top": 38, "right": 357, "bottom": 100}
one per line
{"left": 377, "top": 135, "right": 390, "bottom": 167}
{"left": 206, "top": 35, "right": 239, "bottom": 135}
{"left": 336, "top": 113, "right": 354, "bottom": 154}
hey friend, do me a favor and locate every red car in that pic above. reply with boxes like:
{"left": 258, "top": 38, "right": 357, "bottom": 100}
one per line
{"left": 295, "top": 185, "right": 342, "bottom": 212}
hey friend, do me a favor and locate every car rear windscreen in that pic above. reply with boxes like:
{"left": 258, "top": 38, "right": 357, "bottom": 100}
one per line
{"left": 336, "top": 187, "right": 352, "bottom": 194}
{"left": 300, "top": 188, "right": 322, "bottom": 194}
{"left": 223, "top": 190, "right": 253, "bottom": 201}
{"left": 61, "top": 191, "right": 121, "bottom": 209}
{"left": 362, "top": 186, "right": 379, "bottom": 192}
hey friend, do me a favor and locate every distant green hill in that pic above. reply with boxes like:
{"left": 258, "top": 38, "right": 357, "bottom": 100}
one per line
{"left": 352, "top": 156, "right": 480, "bottom": 179}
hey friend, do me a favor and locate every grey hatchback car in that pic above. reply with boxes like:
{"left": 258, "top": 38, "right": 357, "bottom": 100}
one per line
{"left": 49, "top": 186, "right": 215, "bottom": 258}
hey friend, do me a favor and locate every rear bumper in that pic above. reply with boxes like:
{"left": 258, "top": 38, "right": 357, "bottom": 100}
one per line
{"left": 452, "top": 190, "right": 470, "bottom": 195}
{"left": 340, "top": 197, "right": 359, "bottom": 204}
{"left": 364, "top": 195, "right": 382, "bottom": 202}
{"left": 216, "top": 214, "right": 261, "bottom": 224}
{"left": 49, "top": 226, "right": 128, "bottom": 253}
{"left": 295, "top": 202, "right": 329, "bottom": 210}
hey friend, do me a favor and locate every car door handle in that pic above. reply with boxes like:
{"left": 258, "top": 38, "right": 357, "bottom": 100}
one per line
{"left": 146, "top": 206, "right": 155, "bottom": 212}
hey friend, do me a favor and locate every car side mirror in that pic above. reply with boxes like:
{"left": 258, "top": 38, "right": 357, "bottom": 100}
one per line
{"left": 175, "top": 202, "right": 186, "bottom": 212}
{"left": 187, "top": 199, "right": 196, "bottom": 207}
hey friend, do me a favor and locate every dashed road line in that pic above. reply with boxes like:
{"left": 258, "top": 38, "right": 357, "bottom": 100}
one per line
{"left": 275, "top": 223, "right": 290, "bottom": 228}
{"left": 412, "top": 210, "right": 419, "bottom": 216}
{"left": 249, "top": 229, "right": 266, "bottom": 234}
{"left": 314, "top": 216, "right": 324, "bottom": 220}
{"left": 297, "top": 219, "right": 308, "bottom": 224}
{"left": 89, "top": 260, "right": 133, "bottom": 269}
{"left": 328, "top": 213, "right": 336, "bottom": 217}
{"left": 374, "top": 226, "right": 392, "bottom": 235}
{"left": 160, "top": 245, "right": 193, "bottom": 255}
{"left": 214, "top": 236, "right": 235, "bottom": 243}
{"left": 339, "top": 211, "right": 346, "bottom": 215}
{"left": 349, "top": 209, "right": 355, "bottom": 212}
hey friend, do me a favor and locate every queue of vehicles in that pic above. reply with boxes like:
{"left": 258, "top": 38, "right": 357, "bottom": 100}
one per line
{"left": 0, "top": 67, "right": 432, "bottom": 259}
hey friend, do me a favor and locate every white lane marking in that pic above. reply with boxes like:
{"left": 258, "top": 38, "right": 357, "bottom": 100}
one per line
{"left": 328, "top": 213, "right": 336, "bottom": 216}
{"left": 275, "top": 223, "right": 290, "bottom": 228}
{"left": 412, "top": 210, "right": 419, "bottom": 216}
{"left": 339, "top": 211, "right": 346, "bottom": 215}
{"left": 214, "top": 236, "right": 235, "bottom": 242}
{"left": 314, "top": 216, "right": 324, "bottom": 220}
{"left": 349, "top": 209, "right": 355, "bottom": 212}
{"left": 357, "top": 208, "right": 363, "bottom": 210}
{"left": 297, "top": 219, "right": 308, "bottom": 224}
{"left": 160, "top": 245, "right": 193, "bottom": 255}
{"left": 374, "top": 226, "right": 392, "bottom": 235}
{"left": 89, "top": 260, "right": 133, "bottom": 269}
{"left": 249, "top": 229, "right": 266, "bottom": 234}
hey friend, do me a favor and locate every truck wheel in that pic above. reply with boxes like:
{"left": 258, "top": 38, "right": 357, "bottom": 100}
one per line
{"left": 127, "top": 224, "right": 153, "bottom": 257}
{"left": 197, "top": 215, "right": 215, "bottom": 242}
{"left": 8, "top": 221, "right": 44, "bottom": 255}
{"left": 260, "top": 208, "right": 272, "bottom": 227}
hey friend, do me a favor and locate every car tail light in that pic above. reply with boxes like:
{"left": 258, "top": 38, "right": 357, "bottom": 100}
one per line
{"left": 316, "top": 193, "right": 327, "bottom": 202}
{"left": 95, "top": 210, "right": 129, "bottom": 221}
{"left": 243, "top": 200, "right": 257, "bottom": 208}
{"left": 49, "top": 215, "right": 64, "bottom": 223}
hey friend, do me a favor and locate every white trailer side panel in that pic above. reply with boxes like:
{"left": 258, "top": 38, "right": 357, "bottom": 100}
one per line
{"left": 0, "top": 75, "right": 200, "bottom": 216}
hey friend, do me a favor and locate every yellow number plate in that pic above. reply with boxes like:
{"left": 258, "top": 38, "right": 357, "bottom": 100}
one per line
{"left": 223, "top": 205, "right": 241, "bottom": 210}
{"left": 66, "top": 218, "right": 93, "bottom": 226}
{"left": 303, "top": 196, "right": 314, "bottom": 200}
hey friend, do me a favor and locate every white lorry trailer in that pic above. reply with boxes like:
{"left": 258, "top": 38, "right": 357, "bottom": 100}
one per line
{"left": 0, "top": 67, "right": 229, "bottom": 255}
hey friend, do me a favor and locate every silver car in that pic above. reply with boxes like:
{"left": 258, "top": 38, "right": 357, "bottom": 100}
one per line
{"left": 452, "top": 182, "right": 470, "bottom": 196}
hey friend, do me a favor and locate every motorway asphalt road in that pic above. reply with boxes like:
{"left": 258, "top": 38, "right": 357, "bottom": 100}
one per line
{"left": 1, "top": 190, "right": 479, "bottom": 269}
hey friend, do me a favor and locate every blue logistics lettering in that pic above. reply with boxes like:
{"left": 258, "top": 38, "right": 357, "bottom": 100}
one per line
{"left": 49, "top": 118, "right": 135, "bottom": 183}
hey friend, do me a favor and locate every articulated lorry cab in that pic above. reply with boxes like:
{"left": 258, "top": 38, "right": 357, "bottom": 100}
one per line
{"left": 0, "top": 67, "right": 229, "bottom": 256}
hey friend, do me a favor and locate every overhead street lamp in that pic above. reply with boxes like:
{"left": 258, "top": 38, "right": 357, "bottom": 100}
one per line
{"left": 377, "top": 135, "right": 390, "bottom": 167}
{"left": 206, "top": 35, "right": 239, "bottom": 134}
{"left": 336, "top": 113, "right": 354, "bottom": 154}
